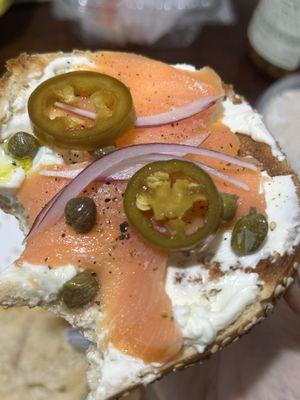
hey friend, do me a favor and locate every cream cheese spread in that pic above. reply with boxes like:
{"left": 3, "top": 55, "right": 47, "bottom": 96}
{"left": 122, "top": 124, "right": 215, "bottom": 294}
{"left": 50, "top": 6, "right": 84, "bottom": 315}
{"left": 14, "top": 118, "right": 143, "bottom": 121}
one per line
{"left": 209, "top": 174, "right": 300, "bottom": 271}
{"left": 0, "top": 144, "right": 63, "bottom": 198}
{"left": 166, "top": 266, "right": 260, "bottom": 352}
{"left": 86, "top": 343, "right": 160, "bottom": 400}
{"left": 0, "top": 147, "right": 26, "bottom": 198}
{"left": 31, "top": 146, "right": 64, "bottom": 171}
{"left": 0, "top": 262, "right": 77, "bottom": 307}
{"left": 222, "top": 97, "right": 284, "bottom": 161}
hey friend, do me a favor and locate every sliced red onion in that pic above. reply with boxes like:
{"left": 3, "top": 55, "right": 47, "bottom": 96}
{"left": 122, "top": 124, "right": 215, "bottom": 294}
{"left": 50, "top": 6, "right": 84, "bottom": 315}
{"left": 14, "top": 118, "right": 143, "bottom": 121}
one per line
{"left": 30, "top": 143, "right": 254, "bottom": 239}
{"left": 181, "top": 132, "right": 210, "bottom": 147}
{"left": 54, "top": 93, "right": 222, "bottom": 128}
{"left": 241, "top": 156, "right": 263, "bottom": 168}
{"left": 40, "top": 169, "right": 81, "bottom": 179}
{"left": 40, "top": 154, "right": 249, "bottom": 191}
{"left": 40, "top": 145, "right": 254, "bottom": 189}
{"left": 54, "top": 102, "right": 97, "bottom": 120}
{"left": 42, "top": 141, "right": 258, "bottom": 180}
{"left": 135, "top": 95, "right": 221, "bottom": 127}
{"left": 40, "top": 133, "right": 211, "bottom": 181}
{"left": 132, "top": 154, "right": 250, "bottom": 191}
{"left": 27, "top": 188, "right": 64, "bottom": 240}
{"left": 194, "top": 163, "right": 250, "bottom": 191}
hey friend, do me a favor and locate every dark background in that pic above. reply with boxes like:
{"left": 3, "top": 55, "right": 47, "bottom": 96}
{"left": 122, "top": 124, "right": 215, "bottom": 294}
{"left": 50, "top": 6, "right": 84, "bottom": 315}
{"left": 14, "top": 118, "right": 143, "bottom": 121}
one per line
{"left": 0, "top": 0, "right": 273, "bottom": 104}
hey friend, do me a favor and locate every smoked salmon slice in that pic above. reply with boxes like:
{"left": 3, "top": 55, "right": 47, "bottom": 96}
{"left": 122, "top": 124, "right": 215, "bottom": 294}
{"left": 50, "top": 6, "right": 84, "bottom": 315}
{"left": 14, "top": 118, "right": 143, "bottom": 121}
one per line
{"left": 191, "top": 122, "right": 265, "bottom": 221}
{"left": 17, "top": 173, "right": 182, "bottom": 363}
{"left": 87, "top": 52, "right": 224, "bottom": 147}
{"left": 90, "top": 52, "right": 224, "bottom": 116}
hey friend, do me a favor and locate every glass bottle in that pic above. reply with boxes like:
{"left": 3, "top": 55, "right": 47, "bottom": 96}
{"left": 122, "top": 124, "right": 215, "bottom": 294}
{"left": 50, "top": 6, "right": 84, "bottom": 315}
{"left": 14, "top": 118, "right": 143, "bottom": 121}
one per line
{"left": 248, "top": 0, "right": 300, "bottom": 78}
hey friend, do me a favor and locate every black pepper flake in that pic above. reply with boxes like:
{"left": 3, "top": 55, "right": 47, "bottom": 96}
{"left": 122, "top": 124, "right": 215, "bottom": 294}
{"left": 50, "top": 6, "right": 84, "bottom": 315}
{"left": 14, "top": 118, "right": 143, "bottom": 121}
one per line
{"left": 174, "top": 273, "right": 184, "bottom": 284}
{"left": 44, "top": 257, "right": 49, "bottom": 262}
{"left": 105, "top": 198, "right": 111, "bottom": 203}
{"left": 61, "top": 233, "right": 66, "bottom": 238}
{"left": 119, "top": 221, "right": 129, "bottom": 233}
{"left": 109, "top": 271, "right": 112, "bottom": 274}
{"left": 93, "top": 261, "right": 97, "bottom": 265}
{"left": 116, "top": 233, "right": 130, "bottom": 241}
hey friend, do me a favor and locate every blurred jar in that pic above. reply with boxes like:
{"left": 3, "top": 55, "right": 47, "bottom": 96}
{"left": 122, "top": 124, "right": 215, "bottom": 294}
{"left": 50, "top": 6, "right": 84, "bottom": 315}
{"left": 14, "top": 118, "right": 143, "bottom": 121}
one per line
{"left": 256, "top": 73, "right": 300, "bottom": 176}
{"left": 248, "top": 0, "right": 300, "bottom": 78}
{"left": 53, "top": 0, "right": 234, "bottom": 47}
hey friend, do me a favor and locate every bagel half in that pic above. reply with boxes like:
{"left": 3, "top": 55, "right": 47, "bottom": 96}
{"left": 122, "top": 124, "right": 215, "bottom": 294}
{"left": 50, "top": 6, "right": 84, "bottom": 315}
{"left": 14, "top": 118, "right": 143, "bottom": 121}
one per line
{"left": 0, "top": 51, "right": 299, "bottom": 400}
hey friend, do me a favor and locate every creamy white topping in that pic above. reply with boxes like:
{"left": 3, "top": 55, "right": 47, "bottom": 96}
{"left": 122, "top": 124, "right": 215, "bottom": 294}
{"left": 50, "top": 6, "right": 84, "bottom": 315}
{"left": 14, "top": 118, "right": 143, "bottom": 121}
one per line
{"left": 209, "top": 174, "right": 300, "bottom": 271}
{"left": 0, "top": 166, "right": 25, "bottom": 196}
{"left": 222, "top": 97, "right": 284, "bottom": 161}
{"left": 86, "top": 343, "right": 160, "bottom": 400}
{"left": 1, "top": 55, "right": 94, "bottom": 140}
{"left": 0, "top": 144, "right": 63, "bottom": 195}
{"left": 0, "top": 148, "right": 26, "bottom": 198}
{"left": 173, "top": 63, "right": 197, "bottom": 72}
{"left": 0, "top": 262, "right": 77, "bottom": 307}
{"left": 0, "top": 213, "right": 77, "bottom": 306}
{"left": 166, "top": 263, "right": 260, "bottom": 352}
{"left": 31, "top": 146, "right": 64, "bottom": 171}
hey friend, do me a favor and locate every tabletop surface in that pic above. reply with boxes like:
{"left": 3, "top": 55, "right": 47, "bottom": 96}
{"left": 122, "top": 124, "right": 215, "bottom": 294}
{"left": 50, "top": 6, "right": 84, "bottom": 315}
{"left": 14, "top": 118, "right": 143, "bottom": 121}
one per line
{"left": 0, "top": 0, "right": 274, "bottom": 105}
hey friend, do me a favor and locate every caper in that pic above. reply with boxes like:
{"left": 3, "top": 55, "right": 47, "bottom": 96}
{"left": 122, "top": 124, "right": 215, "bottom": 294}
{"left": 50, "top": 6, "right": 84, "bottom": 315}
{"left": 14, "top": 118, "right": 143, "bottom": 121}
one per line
{"left": 7, "top": 132, "right": 40, "bottom": 159}
{"left": 60, "top": 271, "right": 99, "bottom": 308}
{"left": 231, "top": 207, "right": 268, "bottom": 256}
{"left": 221, "top": 192, "right": 238, "bottom": 222}
{"left": 64, "top": 197, "right": 97, "bottom": 233}
{"left": 88, "top": 145, "right": 116, "bottom": 159}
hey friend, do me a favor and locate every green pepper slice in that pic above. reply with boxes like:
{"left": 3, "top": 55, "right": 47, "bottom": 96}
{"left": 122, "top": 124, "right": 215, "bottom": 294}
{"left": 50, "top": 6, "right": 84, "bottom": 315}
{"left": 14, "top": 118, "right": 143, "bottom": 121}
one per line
{"left": 28, "top": 71, "right": 135, "bottom": 150}
{"left": 124, "top": 160, "right": 223, "bottom": 251}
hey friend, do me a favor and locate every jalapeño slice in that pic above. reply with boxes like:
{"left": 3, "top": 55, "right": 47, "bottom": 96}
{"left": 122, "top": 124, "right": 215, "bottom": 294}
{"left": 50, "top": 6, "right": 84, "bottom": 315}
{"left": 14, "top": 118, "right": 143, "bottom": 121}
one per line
{"left": 124, "top": 160, "right": 223, "bottom": 251}
{"left": 28, "top": 71, "right": 135, "bottom": 150}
